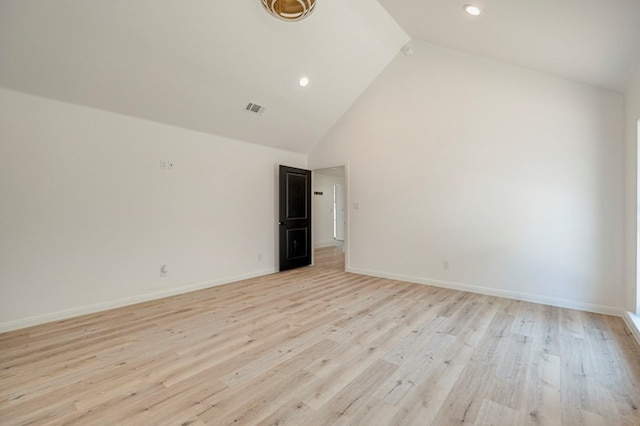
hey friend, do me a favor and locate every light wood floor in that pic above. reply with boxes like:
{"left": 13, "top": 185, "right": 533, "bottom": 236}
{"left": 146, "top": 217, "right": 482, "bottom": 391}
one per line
{"left": 1, "top": 246, "right": 639, "bottom": 425}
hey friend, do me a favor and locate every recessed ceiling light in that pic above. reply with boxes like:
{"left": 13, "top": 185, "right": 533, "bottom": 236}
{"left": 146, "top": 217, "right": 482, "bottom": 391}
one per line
{"left": 463, "top": 4, "right": 482, "bottom": 16}
{"left": 299, "top": 77, "right": 310, "bottom": 87}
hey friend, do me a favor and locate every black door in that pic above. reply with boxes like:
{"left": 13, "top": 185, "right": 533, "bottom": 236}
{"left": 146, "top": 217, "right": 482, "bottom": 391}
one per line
{"left": 279, "top": 165, "right": 312, "bottom": 271}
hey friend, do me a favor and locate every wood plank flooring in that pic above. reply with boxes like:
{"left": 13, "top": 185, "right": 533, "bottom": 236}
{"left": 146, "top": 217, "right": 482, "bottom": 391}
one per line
{"left": 1, "top": 245, "right": 639, "bottom": 425}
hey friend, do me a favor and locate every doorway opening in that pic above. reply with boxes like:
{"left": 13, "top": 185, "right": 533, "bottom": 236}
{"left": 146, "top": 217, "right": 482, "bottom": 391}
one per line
{"left": 313, "top": 166, "right": 346, "bottom": 271}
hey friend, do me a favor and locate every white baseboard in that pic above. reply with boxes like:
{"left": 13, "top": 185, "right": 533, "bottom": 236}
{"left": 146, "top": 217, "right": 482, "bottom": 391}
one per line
{"left": 314, "top": 240, "right": 338, "bottom": 249}
{"left": 4, "top": 265, "right": 636, "bottom": 348}
{"left": 623, "top": 311, "right": 640, "bottom": 346}
{"left": 0, "top": 268, "right": 276, "bottom": 334}
{"left": 346, "top": 267, "right": 624, "bottom": 317}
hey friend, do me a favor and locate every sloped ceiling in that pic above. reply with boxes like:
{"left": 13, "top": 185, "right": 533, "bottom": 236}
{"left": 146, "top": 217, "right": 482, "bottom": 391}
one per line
{"left": 1, "top": 1, "right": 639, "bottom": 155}
{"left": 0, "top": 0, "right": 409, "bottom": 153}
{"left": 378, "top": 0, "right": 640, "bottom": 94}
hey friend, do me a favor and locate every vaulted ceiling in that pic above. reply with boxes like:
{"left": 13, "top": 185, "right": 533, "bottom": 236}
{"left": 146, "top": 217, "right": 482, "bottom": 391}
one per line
{"left": 1, "top": 1, "right": 639, "bottom": 154}
{"left": 378, "top": 0, "right": 640, "bottom": 94}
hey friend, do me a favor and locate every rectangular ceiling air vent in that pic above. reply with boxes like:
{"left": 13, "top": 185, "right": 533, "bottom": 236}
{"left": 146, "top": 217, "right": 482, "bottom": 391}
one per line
{"left": 245, "top": 102, "right": 264, "bottom": 114}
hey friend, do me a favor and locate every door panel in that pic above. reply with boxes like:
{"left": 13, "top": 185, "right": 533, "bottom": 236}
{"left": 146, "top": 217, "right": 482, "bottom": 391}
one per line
{"left": 286, "top": 228, "right": 308, "bottom": 258}
{"left": 279, "top": 165, "right": 312, "bottom": 271}
{"left": 285, "top": 173, "right": 307, "bottom": 219}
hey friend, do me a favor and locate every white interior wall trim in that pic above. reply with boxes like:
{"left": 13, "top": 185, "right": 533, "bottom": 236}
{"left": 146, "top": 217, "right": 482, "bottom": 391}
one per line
{"left": 0, "top": 268, "right": 276, "bottom": 333}
{"left": 315, "top": 240, "right": 339, "bottom": 249}
{"left": 347, "top": 267, "right": 624, "bottom": 318}
{"left": 623, "top": 312, "right": 640, "bottom": 346}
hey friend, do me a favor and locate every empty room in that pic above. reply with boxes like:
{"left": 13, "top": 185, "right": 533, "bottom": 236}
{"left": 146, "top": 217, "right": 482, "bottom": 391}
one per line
{"left": 1, "top": 0, "right": 640, "bottom": 424}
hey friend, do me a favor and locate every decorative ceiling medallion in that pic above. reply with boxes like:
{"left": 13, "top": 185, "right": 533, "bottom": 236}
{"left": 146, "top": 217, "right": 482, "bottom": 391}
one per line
{"left": 261, "top": 0, "right": 316, "bottom": 22}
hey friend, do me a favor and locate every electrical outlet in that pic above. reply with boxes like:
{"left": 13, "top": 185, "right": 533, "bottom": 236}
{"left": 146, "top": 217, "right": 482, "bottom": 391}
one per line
{"left": 258, "top": 253, "right": 262, "bottom": 261}
{"left": 160, "top": 160, "right": 168, "bottom": 169}
{"left": 443, "top": 260, "right": 450, "bottom": 270}
{"left": 160, "top": 264, "right": 168, "bottom": 277}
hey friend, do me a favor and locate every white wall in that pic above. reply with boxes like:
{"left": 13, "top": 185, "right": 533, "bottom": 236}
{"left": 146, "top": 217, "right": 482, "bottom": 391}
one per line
{"left": 0, "top": 88, "right": 306, "bottom": 331}
{"left": 309, "top": 41, "right": 625, "bottom": 313}
{"left": 313, "top": 171, "right": 345, "bottom": 248}
{"left": 625, "top": 67, "right": 640, "bottom": 314}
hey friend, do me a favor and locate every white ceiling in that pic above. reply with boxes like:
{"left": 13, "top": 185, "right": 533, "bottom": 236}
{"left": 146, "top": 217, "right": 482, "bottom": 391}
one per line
{"left": 0, "top": 0, "right": 408, "bottom": 153}
{"left": 1, "top": 1, "right": 639, "bottom": 154}
{"left": 377, "top": 0, "right": 640, "bottom": 94}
